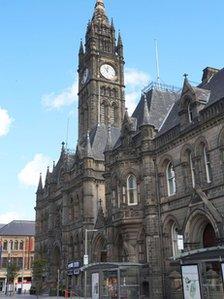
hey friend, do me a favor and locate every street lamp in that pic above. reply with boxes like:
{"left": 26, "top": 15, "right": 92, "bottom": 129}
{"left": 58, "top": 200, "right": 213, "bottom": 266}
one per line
{"left": 84, "top": 229, "right": 98, "bottom": 299}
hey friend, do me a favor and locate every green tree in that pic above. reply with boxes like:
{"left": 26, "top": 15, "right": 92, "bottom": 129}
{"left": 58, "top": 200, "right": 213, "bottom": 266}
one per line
{"left": 6, "top": 262, "right": 20, "bottom": 293}
{"left": 32, "top": 258, "right": 47, "bottom": 298}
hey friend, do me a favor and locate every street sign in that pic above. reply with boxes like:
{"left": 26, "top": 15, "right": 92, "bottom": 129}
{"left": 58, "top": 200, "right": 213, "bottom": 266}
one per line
{"left": 84, "top": 255, "right": 88, "bottom": 265}
{"left": 67, "top": 261, "right": 81, "bottom": 276}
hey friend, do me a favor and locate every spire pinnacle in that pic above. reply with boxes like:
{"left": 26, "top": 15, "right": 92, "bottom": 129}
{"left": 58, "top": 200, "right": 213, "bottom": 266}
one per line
{"left": 79, "top": 39, "right": 84, "bottom": 55}
{"left": 140, "top": 94, "right": 151, "bottom": 126}
{"left": 37, "top": 173, "right": 43, "bottom": 193}
{"left": 85, "top": 131, "right": 94, "bottom": 158}
{"left": 105, "top": 124, "right": 112, "bottom": 152}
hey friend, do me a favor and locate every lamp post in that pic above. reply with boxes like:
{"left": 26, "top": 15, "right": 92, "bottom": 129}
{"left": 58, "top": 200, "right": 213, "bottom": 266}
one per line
{"left": 84, "top": 229, "right": 98, "bottom": 299}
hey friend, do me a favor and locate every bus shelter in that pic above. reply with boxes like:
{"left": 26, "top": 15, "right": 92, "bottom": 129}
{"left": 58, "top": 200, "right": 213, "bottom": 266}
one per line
{"left": 177, "top": 246, "right": 224, "bottom": 299}
{"left": 81, "top": 262, "right": 142, "bottom": 299}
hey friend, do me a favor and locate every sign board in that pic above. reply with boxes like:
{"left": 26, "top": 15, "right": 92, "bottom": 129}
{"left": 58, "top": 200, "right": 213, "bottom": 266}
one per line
{"left": 92, "top": 273, "right": 99, "bottom": 299}
{"left": 182, "top": 265, "right": 201, "bottom": 299}
{"left": 84, "top": 255, "right": 88, "bottom": 266}
{"left": 67, "top": 261, "right": 81, "bottom": 276}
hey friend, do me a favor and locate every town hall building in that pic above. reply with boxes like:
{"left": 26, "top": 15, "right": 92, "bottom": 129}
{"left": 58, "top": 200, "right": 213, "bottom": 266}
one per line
{"left": 35, "top": 0, "right": 224, "bottom": 298}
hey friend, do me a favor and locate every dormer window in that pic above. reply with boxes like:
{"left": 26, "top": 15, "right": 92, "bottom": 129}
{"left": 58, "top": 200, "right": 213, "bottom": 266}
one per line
{"left": 188, "top": 102, "right": 194, "bottom": 123}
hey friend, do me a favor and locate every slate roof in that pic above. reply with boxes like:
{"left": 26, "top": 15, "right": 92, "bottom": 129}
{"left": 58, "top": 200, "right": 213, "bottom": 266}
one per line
{"left": 88, "top": 124, "right": 120, "bottom": 160}
{"left": 157, "top": 67, "right": 224, "bottom": 136}
{"left": 199, "top": 68, "right": 224, "bottom": 106}
{"left": 0, "top": 220, "right": 35, "bottom": 236}
{"left": 0, "top": 224, "right": 5, "bottom": 230}
{"left": 132, "top": 88, "right": 179, "bottom": 130}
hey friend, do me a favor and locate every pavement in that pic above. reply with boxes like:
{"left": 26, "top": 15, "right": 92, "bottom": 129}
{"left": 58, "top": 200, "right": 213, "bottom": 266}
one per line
{"left": 0, "top": 294, "right": 91, "bottom": 299}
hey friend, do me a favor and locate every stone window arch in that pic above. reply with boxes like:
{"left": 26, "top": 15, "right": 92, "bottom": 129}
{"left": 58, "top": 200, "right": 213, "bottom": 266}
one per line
{"left": 184, "top": 211, "right": 218, "bottom": 250}
{"left": 181, "top": 146, "right": 196, "bottom": 190}
{"left": 127, "top": 174, "right": 138, "bottom": 205}
{"left": 166, "top": 162, "right": 176, "bottom": 196}
{"left": 195, "top": 138, "right": 212, "bottom": 185}
{"left": 171, "top": 223, "right": 184, "bottom": 256}
{"left": 187, "top": 101, "right": 194, "bottom": 123}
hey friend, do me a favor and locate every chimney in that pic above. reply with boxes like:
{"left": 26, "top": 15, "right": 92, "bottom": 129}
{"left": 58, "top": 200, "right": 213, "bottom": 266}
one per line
{"left": 202, "top": 67, "right": 219, "bottom": 84}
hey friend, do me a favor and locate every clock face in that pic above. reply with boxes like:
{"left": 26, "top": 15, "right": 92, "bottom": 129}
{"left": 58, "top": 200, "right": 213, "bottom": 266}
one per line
{"left": 100, "top": 64, "right": 116, "bottom": 80}
{"left": 81, "top": 68, "right": 89, "bottom": 84}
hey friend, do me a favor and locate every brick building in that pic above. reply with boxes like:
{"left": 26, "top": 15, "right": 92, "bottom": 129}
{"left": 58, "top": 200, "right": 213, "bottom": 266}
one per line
{"left": 35, "top": 0, "right": 224, "bottom": 298}
{"left": 0, "top": 220, "right": 35, "bottom": 293}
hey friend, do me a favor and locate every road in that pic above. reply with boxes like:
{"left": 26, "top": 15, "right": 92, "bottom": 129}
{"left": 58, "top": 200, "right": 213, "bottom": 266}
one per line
{"left": 0, "top": 294, "right": 91, "bottom": 299}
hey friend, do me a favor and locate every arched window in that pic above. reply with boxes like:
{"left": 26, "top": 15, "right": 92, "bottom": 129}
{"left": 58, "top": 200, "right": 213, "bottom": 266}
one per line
{"left": 100, "top": 104, "right": 105, "bottom": 124}
{"left": 110, "top": 105, "right": 115, "bottom": 124}
{"left": 189, "top": 152, "right": 196, "bottom": 188}
{"left": 203, "top": 145, "right": 212, "bottom": 183}
{"left": 188, "top": 102, "right": 194, "bottom": 123}
{"left": 171, "top": 224, "right": 184, "bottom": 256}
{"left": 3, "top": 240, "right": 7, "bottom": 251}
{"left": 14, "top": 240, "right": 19, "bottom": 250}
{"left": 166, "top": 162, "right": 176, "bottom": 196}
{"left": 19, "top": 240, "right": 24, "bottom": 250}
{"left": 127, "top": 175, "right": 138, "bottom": 205}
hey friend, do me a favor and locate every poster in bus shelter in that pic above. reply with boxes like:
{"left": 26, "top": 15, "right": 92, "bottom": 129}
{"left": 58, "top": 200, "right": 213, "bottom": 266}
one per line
{"left": 221, "top": 263, "right": 224, "bottom": 282}
{"left": 92, "top": 273, "right": 99, "bottom": 299}
{"left": 182, "top": 265, "right": 201, "bottom": 299}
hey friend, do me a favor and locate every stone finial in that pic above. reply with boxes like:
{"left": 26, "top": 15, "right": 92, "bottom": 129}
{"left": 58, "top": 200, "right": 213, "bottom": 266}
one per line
{"left": 85, "top": 131, "right": 94, "bottom": 158}
{"left": 79, "top": 39, "right": 84, "bottom": 55}
{"left": 140, "top": 94, "right": 151, "bottom": 126}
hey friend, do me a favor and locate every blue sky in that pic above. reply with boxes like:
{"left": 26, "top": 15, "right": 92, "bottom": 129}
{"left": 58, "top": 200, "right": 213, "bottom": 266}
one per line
{"left": 0, "top": 0, "right": 223, "bottom": 223}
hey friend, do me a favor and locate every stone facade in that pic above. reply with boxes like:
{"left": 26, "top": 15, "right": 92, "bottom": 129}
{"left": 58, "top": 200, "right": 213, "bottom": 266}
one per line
{"left": 35, "top": 0, "right": 224, "bottom": 298}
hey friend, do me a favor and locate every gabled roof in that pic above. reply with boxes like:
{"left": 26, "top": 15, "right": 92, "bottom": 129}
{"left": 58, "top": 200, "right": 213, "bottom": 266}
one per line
{"left": 89, "top": 124, "right": 120, "bottom": 160}
{"left": 158, "top": 68, "right": 224, "bottom": 136}
{"left": 132, "top": 87, "right": 179, "bottom": 130}
{"left": 0, "top": 220, "right": 35, "bottom": 236}
{"left": 199, "top": 68, "right": 224, "bottom": 106}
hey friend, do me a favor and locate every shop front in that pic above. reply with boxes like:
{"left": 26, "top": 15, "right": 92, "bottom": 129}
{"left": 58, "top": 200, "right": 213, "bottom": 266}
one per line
{"left": 82, "top": 262, "right": 142, "bottom": 299}
{"left": 179, "top": 246, "right": 224, "bottom": 299}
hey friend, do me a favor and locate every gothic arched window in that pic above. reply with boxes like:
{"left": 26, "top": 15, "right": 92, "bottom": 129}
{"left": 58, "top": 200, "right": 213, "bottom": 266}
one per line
{"left": 188, "top": 102, "right": 194, "bottom": 123}
{"left": 171, "top": 223, "right": 184, "bottom": 256}
{"left": 203, "top": 145, "right": 212, "bottom": 183}
{"left": 100, "top": 104, "right": 105, "bottom": 124}
{"left": 189, "top": 152, "right": 196, "bottom": 188}
{"left": 166, "top": 162, "right": 176, "bottom": 196}
{"left": 127, "top": 175, "right": 138, "bottom": 205}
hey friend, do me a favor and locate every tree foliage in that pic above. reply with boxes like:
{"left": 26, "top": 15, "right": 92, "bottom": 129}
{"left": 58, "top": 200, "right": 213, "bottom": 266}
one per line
{"left": 6, "top": 262, "right": 20, "bottom": 284}
{"left": 32, "top": 258, "right": 47, "bottom": 296}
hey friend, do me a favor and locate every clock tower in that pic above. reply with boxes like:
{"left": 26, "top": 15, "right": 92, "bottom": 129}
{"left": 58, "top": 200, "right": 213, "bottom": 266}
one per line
{"left": 78, "top": 0, "right": 125, "bottom": 139}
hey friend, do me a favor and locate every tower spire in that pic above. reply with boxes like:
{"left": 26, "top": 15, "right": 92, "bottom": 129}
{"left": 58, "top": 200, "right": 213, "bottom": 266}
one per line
{"left": 92, "top": 0, "right": 108, "bottom": 23}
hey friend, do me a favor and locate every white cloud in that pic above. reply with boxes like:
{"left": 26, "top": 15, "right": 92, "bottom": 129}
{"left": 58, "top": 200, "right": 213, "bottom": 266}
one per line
{"left": 42, "top": 78, "right": 78, "bottom": 110}
{"left": 124, "top": 68, "right": 150, "bottom": 114}
{"left": 0, "top": 107, "right": 13, "bottom": 137}
{"left": 18, "top": 153, "right": 52, "bottom": 187}
{"left": 125, "top": 68, "right": 150, "bottom": 87}
{"left": 0, "top": 212, "right": 24, "bottom": 224}
{"left": 125, "top": 91, "right": 140, "bottom": 115}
